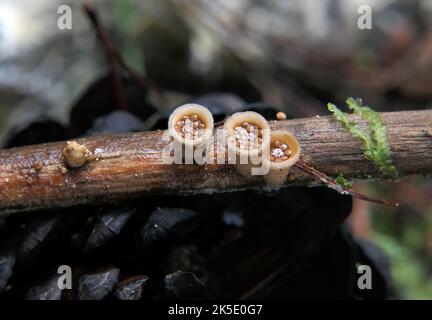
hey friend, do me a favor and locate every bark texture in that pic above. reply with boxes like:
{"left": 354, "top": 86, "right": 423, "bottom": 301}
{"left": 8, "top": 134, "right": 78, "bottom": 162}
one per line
{"left": 0, "top": 110, "right": 431, "bottom": 214}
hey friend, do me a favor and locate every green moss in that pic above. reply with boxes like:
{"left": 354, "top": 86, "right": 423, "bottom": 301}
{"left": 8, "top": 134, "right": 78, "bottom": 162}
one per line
{"left": 327, "top": 98, "right": 397, "bottom": 178}
{"left": 372, "top": 232, "right": 432, "bottom": 299}
{"left": 335, "top": 174, "right": 353, "bottom": 189}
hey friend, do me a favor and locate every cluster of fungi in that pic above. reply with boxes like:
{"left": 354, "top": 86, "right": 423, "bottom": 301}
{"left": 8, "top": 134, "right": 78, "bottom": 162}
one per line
{"left": 159, "top": 105, "right": 300, "bottom": 183}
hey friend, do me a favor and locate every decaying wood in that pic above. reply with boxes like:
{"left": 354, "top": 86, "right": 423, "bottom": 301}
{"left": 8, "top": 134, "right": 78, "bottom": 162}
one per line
{"left": 0, "top": 110, "right": 431, "bottom": 214}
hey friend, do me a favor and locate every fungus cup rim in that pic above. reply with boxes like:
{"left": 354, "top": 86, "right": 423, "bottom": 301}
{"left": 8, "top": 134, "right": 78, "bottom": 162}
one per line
{"left": 268, "top": 130, "right": 301, "bottom": 170}
{"left": 168, "top": 103, "right": 214, "bottom": 147}
{"left": 223, "top": 111, "right": 270, "bottom": 156}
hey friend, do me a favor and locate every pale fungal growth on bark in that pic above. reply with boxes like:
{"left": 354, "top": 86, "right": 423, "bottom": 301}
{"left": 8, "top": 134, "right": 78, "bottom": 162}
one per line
{"left": 62, "top": 141, "right": 91, "bottom": 168}
{"left": 264, "top": 130, "right": 301, "bottom": 185}
{"left": 276, "top": 112, "right": 287, "bottom": 121}
{"left": 168, "top": 103, "right": 214, "bottom": 148}
{"left": 223, "top": 111, "right": 270, "bottom": 177}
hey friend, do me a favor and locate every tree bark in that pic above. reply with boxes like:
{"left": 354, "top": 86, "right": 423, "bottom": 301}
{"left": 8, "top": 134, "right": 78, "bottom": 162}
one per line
{"left": 0, "top": 110, "right": 431, "bottom": 214}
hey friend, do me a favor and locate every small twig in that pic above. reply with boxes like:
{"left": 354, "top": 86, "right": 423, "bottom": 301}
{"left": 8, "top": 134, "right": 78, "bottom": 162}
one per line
{"left": 83, "top": 2, "right": 167, "bottom": 108}
{"left": 83, "top": 1, "right": 127, "bottom": 110}
{"left": 295, "top": 160, "right": 400, "bottom": 207}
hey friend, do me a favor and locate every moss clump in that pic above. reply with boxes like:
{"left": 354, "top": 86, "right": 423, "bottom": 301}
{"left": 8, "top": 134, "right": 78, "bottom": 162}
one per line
{"left": 335, "top": 174, "right": 353, "bottom": 189}
{"left": 328, "top": 98, "right": 397, "bottom": 178}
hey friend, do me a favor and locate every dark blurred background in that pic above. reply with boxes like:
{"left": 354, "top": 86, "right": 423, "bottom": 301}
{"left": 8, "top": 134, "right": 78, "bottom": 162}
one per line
{"left": 0, "top": 0, "right": 431, "bottom": 298}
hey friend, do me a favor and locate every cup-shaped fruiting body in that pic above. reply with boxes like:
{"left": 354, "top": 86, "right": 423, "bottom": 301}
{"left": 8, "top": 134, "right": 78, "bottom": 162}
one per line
{"left": 168, "top": 104, "right": 214, "bottom": 148}
{"left": 62, "top": 141, "right": 90, "bottom": 168}
{"left": 264, "top": 130, "right": 301, "bottom": 185}
{"left": 224, "top": 111, "right": 270, "bottom": 177}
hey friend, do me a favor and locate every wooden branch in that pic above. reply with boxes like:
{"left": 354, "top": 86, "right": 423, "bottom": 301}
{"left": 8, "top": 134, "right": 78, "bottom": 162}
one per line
{"left": 0, "top": 110, "right": 431, "bottom": 214}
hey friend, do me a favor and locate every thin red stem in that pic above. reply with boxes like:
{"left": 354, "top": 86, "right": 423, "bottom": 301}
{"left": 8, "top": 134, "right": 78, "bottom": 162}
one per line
{"left": 83, "top": 1, "right": 128, "bottom": 110}
{"left": 295, "top": 160, "right": 400, "bottom": 207}
{"left": 83, "top": 2, "right": 166, "bottom": 108}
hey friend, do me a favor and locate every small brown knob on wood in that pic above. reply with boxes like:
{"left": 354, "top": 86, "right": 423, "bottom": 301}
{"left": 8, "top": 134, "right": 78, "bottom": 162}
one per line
{"left": 62, "top": 141, "right": 90, "bottom": 168}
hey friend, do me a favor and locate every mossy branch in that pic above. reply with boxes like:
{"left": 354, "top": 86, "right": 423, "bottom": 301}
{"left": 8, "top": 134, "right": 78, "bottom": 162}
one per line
{"left": 0, "top": 110, "right": 431, "bottom": 214}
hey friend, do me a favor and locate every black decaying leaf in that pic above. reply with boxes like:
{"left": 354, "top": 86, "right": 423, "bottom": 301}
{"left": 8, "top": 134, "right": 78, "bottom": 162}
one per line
{"left": 69, "top": 75, "right": 156, "bottom": 137}
{"left": 140, "top": 208, "right": 199, "bottom": 246}
{"left": 85, "top": 111, "right": 147, "bottom": 136}
{"left": 3, "top": 119, "right": 67, "bottom": 149}
{"left": 193, "top": 93, "right": 246, "bottom": 122}
{"left": 0, "top": 251, "right": 15, "bottom": 293}
{"left": 245, "top": 102, "right": 281, "bottom": 120}
{"left": 113, "top": 275, "right": 151, "bottom": 300}
{"left": 25, "top": 275, "right": 62, "bottom": 300}
{"left": 77, "top": 268, "right": 120, "bottom": 300}
{"left": 153, "top": 93, "right": 247, "bottom": 128}
{"left": 163, "top": 271, "right": 207, "bottom": 299}
{"left": 164, "top": 245, "right": 205, "bottom": 276}
{"left": 18, "top": 216, "right": 61, "bottom": 263}
{"left": 354, "top": 238, "right": 392, "bottom": 299}
{"left": 83, "top": 207, "right": 136, "bottom": 252}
